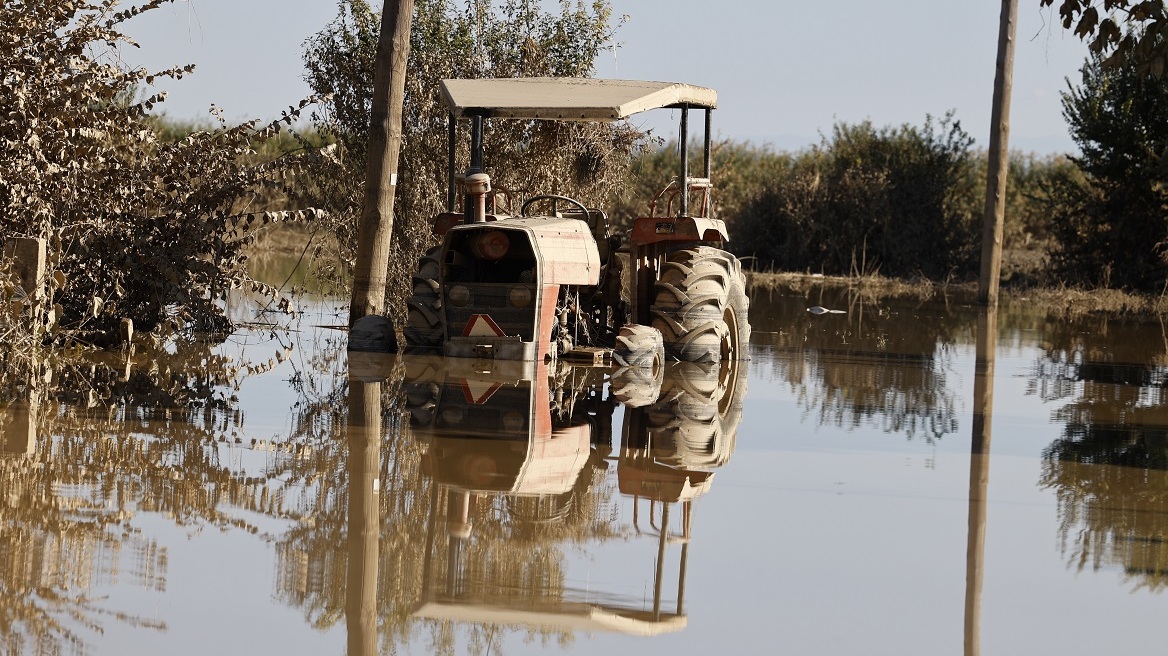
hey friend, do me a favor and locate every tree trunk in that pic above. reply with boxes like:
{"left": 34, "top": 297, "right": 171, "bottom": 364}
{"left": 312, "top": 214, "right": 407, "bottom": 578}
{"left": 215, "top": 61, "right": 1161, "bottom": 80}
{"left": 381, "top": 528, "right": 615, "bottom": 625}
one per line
{"left": 349, "top": 0, "right": 415, "bottom": 325}
{"left": 978, "top": 0, "right": 1018, "bottom": 306}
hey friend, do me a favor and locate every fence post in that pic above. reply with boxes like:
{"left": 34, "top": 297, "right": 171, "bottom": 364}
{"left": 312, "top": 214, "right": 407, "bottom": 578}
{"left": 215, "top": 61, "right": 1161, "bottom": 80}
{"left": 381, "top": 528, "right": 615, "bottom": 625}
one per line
{"left": 1, "top": 395, "right": 37, "bottom": 458}
{"left": 4, "top": 236, "right": 47, "bottom": 302}
{"left": 3, "top": 237, "right": 49, "bottom": 335}
{"left": 2, "top": 238, "right": 47, "bottom": 458}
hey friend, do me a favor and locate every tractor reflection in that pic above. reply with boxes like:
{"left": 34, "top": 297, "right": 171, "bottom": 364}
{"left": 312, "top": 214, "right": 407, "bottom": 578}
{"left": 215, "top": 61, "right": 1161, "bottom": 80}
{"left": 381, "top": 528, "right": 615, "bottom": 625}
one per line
{"left": 404, "top": 354, "right": 746, "bottom": 638}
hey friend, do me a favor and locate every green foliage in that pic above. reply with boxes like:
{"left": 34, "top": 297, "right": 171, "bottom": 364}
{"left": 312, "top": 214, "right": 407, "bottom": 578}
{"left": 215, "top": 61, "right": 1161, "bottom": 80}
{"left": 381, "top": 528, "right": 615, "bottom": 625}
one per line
{"left": 733, "top": 115, "right": 980, "bottom": 280}
{"left": 301, "top": 0, "right": 644, "bottom": 312}
{"left": 996, "top": 152, "right": 1081, "bottom": 250}
{"left": 1046, "top": 42, "right": 1168, "bottom": 290}
{"left": 0, "top": 0, "right": 322, "bottom": 344}
{"left": 609, "top": 138, "right": 794, "bottom": 234}
{"left": 1041, "top": 0, "right": 1168, "bottom": 78}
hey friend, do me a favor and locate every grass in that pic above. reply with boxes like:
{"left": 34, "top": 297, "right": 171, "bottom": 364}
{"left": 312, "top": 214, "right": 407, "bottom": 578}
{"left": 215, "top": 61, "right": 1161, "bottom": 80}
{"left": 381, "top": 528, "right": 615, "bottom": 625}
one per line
{"left": 747, "top": 252, "right": 1168, "bottom": 320}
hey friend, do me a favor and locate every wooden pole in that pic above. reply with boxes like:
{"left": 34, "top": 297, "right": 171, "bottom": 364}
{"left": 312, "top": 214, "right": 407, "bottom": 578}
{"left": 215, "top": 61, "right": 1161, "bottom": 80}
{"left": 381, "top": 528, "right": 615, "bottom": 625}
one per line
{"left": 349, "top": 0, "right": 415, "bottom": 326}
{"left": 978, "top": 0, "right": 1018, "bottom": 306}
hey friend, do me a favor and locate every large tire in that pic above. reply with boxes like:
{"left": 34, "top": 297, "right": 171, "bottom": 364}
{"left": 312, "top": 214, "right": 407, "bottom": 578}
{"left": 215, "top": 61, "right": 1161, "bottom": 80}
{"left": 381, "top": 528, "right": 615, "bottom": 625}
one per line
{"left": 611, "top": 366, "right": 663, "bottom": 408}
{"left": 611, "top": 325, "right": 665, "bottom": 407}
{"left": 404, "top": 246, "right": 444, "bottom": 349}
{"left": 402, "top": 354, "right": 444, "bottom": 428}
{"left": 612, "top": 324, "right": 664, "bottom": 368}
{"left": 645, "top": 359, "right": 748, "bottom": 470}
{"left": 650, "top": 247, "right": 750, "bottom": 363}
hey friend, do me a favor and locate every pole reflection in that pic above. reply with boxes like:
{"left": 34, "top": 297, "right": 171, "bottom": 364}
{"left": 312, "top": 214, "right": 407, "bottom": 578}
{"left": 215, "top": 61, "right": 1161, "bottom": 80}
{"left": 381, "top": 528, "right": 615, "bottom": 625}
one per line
{"left": 965, "top": 306, "right": 997, "bottom": 656}
{"left": 345, "top": 367, "right": 385, "bottom": 656}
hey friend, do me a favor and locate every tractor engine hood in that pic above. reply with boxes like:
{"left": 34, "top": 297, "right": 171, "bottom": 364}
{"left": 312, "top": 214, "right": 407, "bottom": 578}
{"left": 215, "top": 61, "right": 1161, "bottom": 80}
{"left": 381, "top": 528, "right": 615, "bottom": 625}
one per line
{"left": 447, "top": 217, "right": 601, "bottom": 287}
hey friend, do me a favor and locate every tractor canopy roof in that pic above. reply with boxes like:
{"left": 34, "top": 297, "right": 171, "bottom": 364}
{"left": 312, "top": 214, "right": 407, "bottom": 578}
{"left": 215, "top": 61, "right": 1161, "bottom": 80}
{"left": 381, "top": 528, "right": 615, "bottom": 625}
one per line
{"left": 439, "top": 77, "right": 717, "bottom": 121}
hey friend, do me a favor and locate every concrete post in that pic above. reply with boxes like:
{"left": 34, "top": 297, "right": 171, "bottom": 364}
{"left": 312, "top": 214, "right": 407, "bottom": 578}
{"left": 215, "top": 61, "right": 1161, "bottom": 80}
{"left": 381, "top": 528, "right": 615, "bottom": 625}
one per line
{"left": 348, "top": 0, "right": 415, "bottom": 327}
{"left": 1, "top": 238, "right": 47, "bottom": 459}
{"left": 3, "top": 237, "right": 48, "bottom": 324}
{"left": 1, "top": 397, "right": 37, "bottom": 458}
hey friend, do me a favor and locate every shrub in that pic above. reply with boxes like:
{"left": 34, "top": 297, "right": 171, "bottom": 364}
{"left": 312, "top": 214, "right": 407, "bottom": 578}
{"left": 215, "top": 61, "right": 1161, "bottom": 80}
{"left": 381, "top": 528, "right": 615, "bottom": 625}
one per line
{"left": 734, "top": 114, "right": 979, "bottom": 279}
{"left": 609, "top": 138, "right": 795, "bottom": 236}
{"left": 0, "top": 0, "right": 322, "bottom": 344}
{"left": 996, "top": 151, "right": 1080, "bottom": 250}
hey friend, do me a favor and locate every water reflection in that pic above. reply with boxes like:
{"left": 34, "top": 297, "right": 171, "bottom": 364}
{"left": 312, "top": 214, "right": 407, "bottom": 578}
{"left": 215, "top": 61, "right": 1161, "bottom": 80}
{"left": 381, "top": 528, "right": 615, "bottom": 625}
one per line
{"left": 1036, "top": 315, "right": 1168, "bottom": 590}
{"left": 965, "top": 306, "right": 996, "bottom": 656}
{"left": 17, "top": 281, "right": 1168, "bottom": 651}
{"left": 749, "top": 285, "right": 967, "bottom": 441}
{"left": 270, "top": 348, "right": 416, "bottom": 651}
{"left": 401, "top": 355, "right": 745, "bottom": 649}
{"left": 346, "top": 370, "right": 386, "bottom": 656}
{"left": 0, "top": 339, "right": 271, "bottom": 653}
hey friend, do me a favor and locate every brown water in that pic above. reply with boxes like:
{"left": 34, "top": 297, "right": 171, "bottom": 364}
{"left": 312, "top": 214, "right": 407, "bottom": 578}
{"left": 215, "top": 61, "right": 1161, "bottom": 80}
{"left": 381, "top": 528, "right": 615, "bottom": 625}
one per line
{"left": 5, "top": 282, "right": 1168, "bottom": 655}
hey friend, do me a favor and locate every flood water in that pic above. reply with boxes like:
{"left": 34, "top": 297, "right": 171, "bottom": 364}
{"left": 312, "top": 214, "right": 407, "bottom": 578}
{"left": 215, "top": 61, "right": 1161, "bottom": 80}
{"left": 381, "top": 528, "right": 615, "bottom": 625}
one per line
{"left": 5, "top": 280, "right": 1168, "bottom": 655}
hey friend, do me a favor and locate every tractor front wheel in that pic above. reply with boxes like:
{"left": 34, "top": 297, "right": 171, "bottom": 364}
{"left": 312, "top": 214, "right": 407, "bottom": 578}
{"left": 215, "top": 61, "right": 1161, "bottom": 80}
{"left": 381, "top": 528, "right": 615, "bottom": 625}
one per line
{"left": 611, "top": 324, "right": 665, "bottom": 407}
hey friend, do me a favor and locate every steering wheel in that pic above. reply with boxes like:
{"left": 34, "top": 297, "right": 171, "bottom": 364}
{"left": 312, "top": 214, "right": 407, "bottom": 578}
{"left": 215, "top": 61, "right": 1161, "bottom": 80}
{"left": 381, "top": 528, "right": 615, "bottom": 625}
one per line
{"left": 520, "top": 194, "right": 589, "bottom": 218}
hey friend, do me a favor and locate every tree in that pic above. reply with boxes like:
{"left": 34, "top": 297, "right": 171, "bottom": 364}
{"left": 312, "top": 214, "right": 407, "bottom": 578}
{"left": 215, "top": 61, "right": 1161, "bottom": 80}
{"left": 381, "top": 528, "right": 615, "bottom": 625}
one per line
{"left": 302, "top": 0, "right": 644, "bottom": 313}
{"left": 1041, "top": 0, "right": 1168, "bottom": 77}
{"left": 1046, "top": 40, "right": 1168, "bottom": 290}
{"left": 732, "top": 115, "right": 980, "bottom": 280}
{"left": 0, "top": 0, "right": 320, "bottom": 344}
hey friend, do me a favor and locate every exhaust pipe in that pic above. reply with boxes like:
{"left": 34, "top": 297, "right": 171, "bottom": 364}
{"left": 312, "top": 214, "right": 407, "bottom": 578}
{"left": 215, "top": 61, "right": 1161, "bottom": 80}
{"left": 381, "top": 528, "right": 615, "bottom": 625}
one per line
{"left": 465, "top": 172, "right": 491, "bottom": 223}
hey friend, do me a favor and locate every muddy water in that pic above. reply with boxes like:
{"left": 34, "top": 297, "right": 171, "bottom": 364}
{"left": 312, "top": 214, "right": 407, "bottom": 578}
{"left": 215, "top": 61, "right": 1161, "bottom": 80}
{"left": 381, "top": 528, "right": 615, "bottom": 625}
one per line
{"left": 4, "top": 282, "right": 1168, "bottom": 655}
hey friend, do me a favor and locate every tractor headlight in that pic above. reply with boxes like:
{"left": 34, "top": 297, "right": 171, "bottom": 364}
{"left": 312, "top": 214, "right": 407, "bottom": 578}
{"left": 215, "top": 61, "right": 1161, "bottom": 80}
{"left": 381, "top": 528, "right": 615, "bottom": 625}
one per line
{"left": 440, "top": 406, "right": 464, "bottom": 425}
{"left": 502, "top": 411, "right": 525, "bottom": 432}
{"left": 449, "top": 285, "right": 471, "bottom": 307}
{"left": 508, "top": 286, "right": 532, "bottom": 308}
{"left": 472, "top": 229, "right": 510, "bottom": 261}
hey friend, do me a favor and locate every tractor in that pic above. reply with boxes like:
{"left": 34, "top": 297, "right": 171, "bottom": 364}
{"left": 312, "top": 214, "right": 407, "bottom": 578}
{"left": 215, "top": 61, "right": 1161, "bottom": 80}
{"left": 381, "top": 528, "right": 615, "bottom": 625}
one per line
{"left": 404, "top": 77, "right": 750, "bottom": 365}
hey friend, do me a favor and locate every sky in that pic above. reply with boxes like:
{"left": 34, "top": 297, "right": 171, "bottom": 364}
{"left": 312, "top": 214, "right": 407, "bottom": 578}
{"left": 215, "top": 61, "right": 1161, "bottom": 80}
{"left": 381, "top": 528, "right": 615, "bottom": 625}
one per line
{"left": 119, "top": 0, "right": 1093, "bottom": 154}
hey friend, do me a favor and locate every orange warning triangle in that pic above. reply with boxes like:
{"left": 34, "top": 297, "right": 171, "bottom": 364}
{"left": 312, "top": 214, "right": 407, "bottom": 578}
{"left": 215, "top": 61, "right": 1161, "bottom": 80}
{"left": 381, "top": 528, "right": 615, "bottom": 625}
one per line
{"left": 463, "top": 314, "right": 506, "bottom": 337}
{"left": 461, "top": 379, "right": 503, "bottom": 404}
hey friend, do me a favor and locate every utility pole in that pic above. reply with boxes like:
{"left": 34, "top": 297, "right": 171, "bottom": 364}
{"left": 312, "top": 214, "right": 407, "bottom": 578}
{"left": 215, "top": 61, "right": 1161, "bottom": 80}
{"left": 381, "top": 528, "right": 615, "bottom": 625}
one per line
{"left": 978, "top": 0, "right": 1018, "bottom": 306}
{"left": 349, "top": 0, "right": 414, "bottom": 326}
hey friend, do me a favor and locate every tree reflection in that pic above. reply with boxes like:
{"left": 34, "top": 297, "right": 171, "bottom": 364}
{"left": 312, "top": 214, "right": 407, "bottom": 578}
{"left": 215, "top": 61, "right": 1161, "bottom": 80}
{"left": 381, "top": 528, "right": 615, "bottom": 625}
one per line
{"left": 1036, "top": 314, "right": 1168, "bottom": 590}
{"left": 1028, "top": 314, "right": 1168, "bottom": 404}
{"left": 749, "top": 284, "right": 967, "bottom": 441}
{"left": 0, "top": 338, "right": 284, "bottom": 653}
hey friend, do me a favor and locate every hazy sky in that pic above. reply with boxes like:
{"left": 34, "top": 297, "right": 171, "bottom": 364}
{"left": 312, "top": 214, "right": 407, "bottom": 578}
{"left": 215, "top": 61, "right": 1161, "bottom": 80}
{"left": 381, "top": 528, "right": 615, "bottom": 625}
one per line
{"left": 120, "top": 0, "right": 1092, "bottom": 153}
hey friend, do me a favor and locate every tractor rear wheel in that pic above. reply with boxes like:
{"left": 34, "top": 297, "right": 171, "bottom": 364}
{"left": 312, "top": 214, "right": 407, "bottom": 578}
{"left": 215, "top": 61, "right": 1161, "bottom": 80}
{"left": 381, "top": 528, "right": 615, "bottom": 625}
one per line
{"left": 644, "top": 358, "right": 748, "bottom": 470}
{"left": 404, "top": 246, "right": 444, "bottom": 349}
{"left": 650, "top": 246, "right": 750, "bottom": 363}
